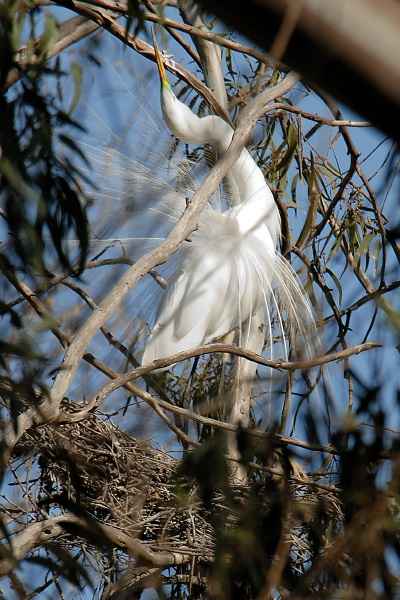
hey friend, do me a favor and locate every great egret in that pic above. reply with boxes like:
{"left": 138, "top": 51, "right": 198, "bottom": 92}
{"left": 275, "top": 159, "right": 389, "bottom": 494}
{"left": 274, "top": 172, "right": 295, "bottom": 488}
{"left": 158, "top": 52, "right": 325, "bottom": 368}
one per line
{"left": 142, "top": 38, "right": 315, "bottom": 371}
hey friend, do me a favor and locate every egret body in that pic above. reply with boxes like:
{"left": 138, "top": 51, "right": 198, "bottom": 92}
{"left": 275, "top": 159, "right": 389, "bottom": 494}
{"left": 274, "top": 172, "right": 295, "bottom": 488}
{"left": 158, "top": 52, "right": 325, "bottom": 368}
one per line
{"left": 142, "top": 39, "right": 306, "bottom": 370}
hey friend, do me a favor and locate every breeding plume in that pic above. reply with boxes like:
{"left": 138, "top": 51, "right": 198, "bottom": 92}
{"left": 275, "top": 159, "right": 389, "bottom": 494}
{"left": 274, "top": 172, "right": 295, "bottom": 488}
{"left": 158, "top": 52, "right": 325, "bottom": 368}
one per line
{"left": 142, "top": 38, "right": 313, "bottom": 369}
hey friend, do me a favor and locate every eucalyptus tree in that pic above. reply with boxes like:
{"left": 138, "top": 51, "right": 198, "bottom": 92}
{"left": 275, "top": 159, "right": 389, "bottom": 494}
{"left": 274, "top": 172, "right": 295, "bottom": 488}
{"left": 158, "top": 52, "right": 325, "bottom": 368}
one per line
{"left": 0, "top": 1, "right": 399, "bottom": 598}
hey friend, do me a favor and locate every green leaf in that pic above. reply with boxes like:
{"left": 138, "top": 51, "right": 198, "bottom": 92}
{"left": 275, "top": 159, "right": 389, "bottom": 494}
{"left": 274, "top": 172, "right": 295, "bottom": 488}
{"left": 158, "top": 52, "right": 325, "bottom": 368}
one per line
{"left": 275, "top": 120, "right": 297, "bottom": 174}
{"left": 327, "top": 231, "right": 344, "bottom": 261}
{"left": 372, "top": 237, "right": 381, "bottom": 278}
{"left": 69, "top": 61, "right": 83, "bottom": 115}
{"left": 38, "top": 16, "right": 59, "bottom": 57}
{"left": 11, "top": 10, "right": 25, "bottom": 51}
{"left": 345, "top": 213, "right": 358, "bottom": 253}
{"left": 125, "top": 0, "right": 145, "bottom": 37}
{"left": 352, "top": 231, "right": 375, "bottom": 268}
{"left": 59, "top": 133, "right": 88, "bottom": 164}
{"left": 326, "top": 267, "right": 343, "bottom": 305}
{"left": 296, "top": 153, "right": 320, "bottom": 247}
{"left": 290, "top": 172, "right": 299, "bottom": 203}
{"left": 305, "top": 122, "right": 323, "bottom": 140}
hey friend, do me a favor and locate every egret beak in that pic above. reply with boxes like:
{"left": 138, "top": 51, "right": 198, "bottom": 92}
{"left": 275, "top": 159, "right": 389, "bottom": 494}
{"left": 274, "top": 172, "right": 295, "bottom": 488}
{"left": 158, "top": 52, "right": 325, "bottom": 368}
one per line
{"left": 152, "top": 31, "right": 171, "bottom": 91}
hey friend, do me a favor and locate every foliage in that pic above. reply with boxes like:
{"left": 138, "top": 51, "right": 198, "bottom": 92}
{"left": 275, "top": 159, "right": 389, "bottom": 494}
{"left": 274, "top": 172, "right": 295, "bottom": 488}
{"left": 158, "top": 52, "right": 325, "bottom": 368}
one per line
{"left": 0, "top": 0, "right": 89, "bottom": 277}
{"left": 0, "top": 1, "right": 400, "bottom": 599}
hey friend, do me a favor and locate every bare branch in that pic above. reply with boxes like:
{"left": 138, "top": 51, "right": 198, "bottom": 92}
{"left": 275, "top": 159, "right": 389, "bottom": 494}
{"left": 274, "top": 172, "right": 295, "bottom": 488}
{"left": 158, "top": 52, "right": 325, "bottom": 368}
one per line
{"left": 8, "top": 16, "right": 99, "bottom": 89}
{"left": 88, "top": 340, "right": 382, "bottom": 407}
{"left": 269, "top": 103, "right": 370, "bottom": 128}
{"left": 0, "top": 514, "right": 192, "bottom": 577}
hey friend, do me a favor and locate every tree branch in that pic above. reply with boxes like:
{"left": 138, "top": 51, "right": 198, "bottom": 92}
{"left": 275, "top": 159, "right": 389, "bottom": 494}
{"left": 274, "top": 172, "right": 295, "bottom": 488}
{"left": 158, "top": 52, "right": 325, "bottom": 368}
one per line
{"left": 197, "top": 0, "right": 400, "bottom": 143}
{"left": 0, "top": 514, "right": 192, "bottom": 577}
{"left": 89, "top": 341, "right": 382, "bottom": 408}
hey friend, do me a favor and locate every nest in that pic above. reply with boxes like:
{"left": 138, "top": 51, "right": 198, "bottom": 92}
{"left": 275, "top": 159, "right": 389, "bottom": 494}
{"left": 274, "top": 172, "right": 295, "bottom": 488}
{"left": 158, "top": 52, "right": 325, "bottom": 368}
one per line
{"left": 12, "top": 399, "right": 343, "bottom": 595}
{"left": 16, "top": 401, "right": 215, "bottom": 565}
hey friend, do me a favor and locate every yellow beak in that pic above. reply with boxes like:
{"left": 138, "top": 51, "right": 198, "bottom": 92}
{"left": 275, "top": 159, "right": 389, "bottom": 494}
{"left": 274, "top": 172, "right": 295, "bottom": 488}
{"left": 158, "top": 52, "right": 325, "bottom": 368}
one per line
{"left": 152, "top": 31, "right": 170, "bottom": 90}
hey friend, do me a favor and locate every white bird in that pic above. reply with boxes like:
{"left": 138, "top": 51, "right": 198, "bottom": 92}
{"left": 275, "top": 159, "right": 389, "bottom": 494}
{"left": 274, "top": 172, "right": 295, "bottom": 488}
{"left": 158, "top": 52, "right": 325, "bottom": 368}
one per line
{"left": 142, "top": 38, "right": 313, "bottom": 370}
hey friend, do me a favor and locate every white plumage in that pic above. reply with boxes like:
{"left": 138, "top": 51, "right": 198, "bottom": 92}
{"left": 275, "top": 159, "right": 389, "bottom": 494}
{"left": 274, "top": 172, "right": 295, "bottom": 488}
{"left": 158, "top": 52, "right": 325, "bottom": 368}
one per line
{"left": 142, "top": 39, "right": 312, "bottom": 369}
